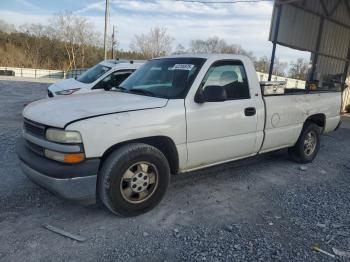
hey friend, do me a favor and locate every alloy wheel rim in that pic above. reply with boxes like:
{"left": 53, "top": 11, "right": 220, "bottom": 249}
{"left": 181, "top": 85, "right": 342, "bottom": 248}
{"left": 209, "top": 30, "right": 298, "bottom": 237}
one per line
{"left": 120, "top": 162, "right": 159, "bottom": 204}
{"left": 304, "top": 131, "right": 317, "bottom": 156}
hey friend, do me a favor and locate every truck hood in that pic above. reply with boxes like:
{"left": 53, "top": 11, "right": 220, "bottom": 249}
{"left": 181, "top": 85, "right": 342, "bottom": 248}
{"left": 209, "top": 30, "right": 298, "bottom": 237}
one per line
{"left": 23, "top": 91, "right": 168, "bottom": 128}
{"left": 50, "top": 78, "right": 87, "bottom": 91}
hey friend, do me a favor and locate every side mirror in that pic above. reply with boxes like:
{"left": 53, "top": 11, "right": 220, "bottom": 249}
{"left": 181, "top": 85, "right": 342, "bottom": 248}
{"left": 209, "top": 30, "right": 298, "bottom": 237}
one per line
{"left": 195, "top": 85, "right": 227, "bottom": 103}
{"left": 100, "top": 81, "right": 113, "bottom": 90}
{"left": 103, "top": 83, "right": 111, "bottom": 90}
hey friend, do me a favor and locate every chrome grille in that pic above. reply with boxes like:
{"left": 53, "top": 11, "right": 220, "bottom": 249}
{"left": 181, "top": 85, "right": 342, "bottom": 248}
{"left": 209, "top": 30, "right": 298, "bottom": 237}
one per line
{"left": 24, "top": 119, "right": 45, "bottom": 138}
{"left": 25, "top": 139, "right": 44, "bottom": 156}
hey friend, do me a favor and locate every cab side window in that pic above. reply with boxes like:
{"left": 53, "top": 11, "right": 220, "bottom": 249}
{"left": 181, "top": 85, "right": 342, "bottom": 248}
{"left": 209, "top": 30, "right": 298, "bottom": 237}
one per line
{"left": 202, "top": 61, "right": 250, "bottom": 100}
{"left": 114, "top": 71, "right": 133, "bottom": 86}
{"left": 94, "top": 70, "right": 134, "bottom": 89}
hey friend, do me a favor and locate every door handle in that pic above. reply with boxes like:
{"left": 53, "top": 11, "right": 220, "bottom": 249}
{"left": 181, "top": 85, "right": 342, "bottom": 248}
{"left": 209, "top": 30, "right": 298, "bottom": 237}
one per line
{"left": 244, "top": 107, "right": 256, "bottom": 116}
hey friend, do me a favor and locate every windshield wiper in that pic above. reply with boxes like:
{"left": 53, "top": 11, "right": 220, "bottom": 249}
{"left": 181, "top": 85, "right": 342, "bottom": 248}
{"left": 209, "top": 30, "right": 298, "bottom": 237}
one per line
{"left": 128, "top": 88, "right": 156, "bottom": 97}
{"left": 112, "top": 87, "right": 160, "bottom": 97}
{"left": 110, "top": 86, "right": 128, "bottom": 92}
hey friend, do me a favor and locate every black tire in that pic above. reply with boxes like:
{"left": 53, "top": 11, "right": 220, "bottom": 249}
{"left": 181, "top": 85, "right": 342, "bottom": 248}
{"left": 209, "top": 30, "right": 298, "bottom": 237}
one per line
{"left": 288, "top": 122, "right": 321, "bottom": 164}
{"left": 98, "top": 143, "right": 170, "bottom": 217}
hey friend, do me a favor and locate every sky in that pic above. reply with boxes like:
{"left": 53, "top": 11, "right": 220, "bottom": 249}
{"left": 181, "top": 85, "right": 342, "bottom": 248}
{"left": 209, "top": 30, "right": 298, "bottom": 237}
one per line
{"left": 0, "top": 0, "right": 309, "bottom": 62}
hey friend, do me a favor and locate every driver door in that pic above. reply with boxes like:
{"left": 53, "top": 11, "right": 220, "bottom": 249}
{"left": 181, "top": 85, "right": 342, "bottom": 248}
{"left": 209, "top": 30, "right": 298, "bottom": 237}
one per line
{"left": 185, "top": 60, "right": 258, "bottom": 169}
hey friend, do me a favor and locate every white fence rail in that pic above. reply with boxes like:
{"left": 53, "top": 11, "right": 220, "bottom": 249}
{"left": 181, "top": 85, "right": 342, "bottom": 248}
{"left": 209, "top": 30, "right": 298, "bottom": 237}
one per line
{"left": 0, "top": 67, "right": 86, "bottom": 79}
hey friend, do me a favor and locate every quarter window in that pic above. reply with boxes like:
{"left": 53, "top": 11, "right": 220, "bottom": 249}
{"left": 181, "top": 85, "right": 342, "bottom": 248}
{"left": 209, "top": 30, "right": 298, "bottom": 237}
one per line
{"left": 202, "top": 61, "right": 250, "bottom": 100}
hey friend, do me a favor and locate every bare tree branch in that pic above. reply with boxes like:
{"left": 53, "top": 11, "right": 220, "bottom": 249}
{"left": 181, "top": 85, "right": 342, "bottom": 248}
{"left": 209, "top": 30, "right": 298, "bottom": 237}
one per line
{"left": 130, "top": 27, "right": 173, "bottom": 58}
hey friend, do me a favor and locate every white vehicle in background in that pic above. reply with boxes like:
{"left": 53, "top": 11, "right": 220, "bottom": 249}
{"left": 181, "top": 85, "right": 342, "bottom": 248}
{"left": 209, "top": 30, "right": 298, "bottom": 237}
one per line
{"left": 47, "top": 60, "right": 145, "bottom": 97}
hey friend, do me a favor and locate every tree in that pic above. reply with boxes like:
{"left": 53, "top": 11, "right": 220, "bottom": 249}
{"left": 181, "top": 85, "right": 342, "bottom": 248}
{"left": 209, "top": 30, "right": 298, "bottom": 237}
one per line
{"left": 254, "top": 56, "right": 289, "bottom": 77}
{"left": 173, "top": 44, "right": 186, "bottom": 55}
{"left": 130, "top": 27, "right": 173, "bottom": 59}
{"left": 189, "top": 36, "right": 255, "bottom": 61}
{"left": 0, "top": 18, "right": 145, "bottom": 69}
{"left": 190, "top": 37, "right": 227, "bottom": 53}
{"left": 18, "top": 23, "right": 50, "bottom": 68}
{"left": 49, "top": 12, "right": 101, "bottom": 70}
{"left": 0, "top": 41, "right": 27, "bottom": 67}
{"left": 254, "top": 56, "right": 270, "bottom": 73}
{"left": 272, "top": 58, "right": 288, "bottom": 77}
{"left": 289, "top": 58, "right": 310, "bottom": 80}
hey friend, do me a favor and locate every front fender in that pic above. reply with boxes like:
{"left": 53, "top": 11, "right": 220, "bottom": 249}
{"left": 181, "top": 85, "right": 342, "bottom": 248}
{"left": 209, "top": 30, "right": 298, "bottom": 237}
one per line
{"left": 65, "top": 100, "right": 187, "bottom": 159}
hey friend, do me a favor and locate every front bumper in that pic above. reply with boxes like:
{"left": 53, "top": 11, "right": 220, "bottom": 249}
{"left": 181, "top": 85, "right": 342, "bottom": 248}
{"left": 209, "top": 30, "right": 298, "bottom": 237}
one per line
{"left": 17, "top": 138, "right": 99, "bottom": 202}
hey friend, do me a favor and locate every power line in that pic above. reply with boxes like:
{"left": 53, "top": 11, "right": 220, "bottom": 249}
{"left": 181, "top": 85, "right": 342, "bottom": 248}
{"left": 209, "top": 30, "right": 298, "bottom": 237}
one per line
{"left": 114, "top": 0, "right": 273, "bottom": 3}
{"left": 173, "top": 0, "right": 273, "bottom": 3}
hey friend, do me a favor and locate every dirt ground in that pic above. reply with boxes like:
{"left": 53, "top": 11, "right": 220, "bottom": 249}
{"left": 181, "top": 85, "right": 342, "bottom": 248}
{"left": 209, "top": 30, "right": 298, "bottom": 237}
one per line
{"left": 0, "top": 80, "right": 349, "bottom": 262}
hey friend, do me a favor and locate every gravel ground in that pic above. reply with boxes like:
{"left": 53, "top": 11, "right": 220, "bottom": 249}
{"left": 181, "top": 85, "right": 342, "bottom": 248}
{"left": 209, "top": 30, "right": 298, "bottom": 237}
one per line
{"left": 0, "top": 79, "right": 350, "bottom": 262}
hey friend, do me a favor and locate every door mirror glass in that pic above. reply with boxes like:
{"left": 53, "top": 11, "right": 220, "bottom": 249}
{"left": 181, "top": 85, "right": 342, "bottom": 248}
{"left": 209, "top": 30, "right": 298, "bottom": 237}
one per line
{"left": 197, "top": 85, "right": 227, "bottom": 103}
{"left": 101, "top": 79, "right": 113, "bottom": 90}
{"left": 96, "top": 74, "right": 112, "bottom": 90}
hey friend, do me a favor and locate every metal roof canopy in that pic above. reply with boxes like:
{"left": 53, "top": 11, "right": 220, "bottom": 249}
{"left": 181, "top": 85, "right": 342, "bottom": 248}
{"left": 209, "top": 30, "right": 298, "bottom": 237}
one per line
{"left": 268, "top": 0, "right": 350, "bottom": 84}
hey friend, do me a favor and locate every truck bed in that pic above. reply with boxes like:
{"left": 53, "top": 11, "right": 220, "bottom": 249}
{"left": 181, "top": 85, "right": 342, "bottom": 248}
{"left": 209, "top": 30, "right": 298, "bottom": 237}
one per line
{"left": 259, "top": 91, "right": 341, "bottom": 153}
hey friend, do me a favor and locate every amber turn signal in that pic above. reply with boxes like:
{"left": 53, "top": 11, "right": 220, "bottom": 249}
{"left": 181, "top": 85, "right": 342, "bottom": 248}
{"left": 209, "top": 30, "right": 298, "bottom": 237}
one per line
{"left": 44, "top": 149, "right": 85, "bottom": 163}
{"left": 63, "top": 153, "right": 85, "bottom": 163}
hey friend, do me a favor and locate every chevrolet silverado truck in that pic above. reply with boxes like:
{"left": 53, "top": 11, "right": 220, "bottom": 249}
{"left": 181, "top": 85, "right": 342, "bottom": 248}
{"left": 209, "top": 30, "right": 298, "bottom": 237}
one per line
{"left": 17, "top": 54, "right": 341, "bottom": 217}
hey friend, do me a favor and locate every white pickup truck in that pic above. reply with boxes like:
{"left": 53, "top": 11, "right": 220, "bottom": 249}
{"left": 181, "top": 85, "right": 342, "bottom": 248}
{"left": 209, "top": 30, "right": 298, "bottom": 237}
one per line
{"left": 17, "top": 54, "right": 341, "bottom": 216}
{"left": 47, "top": 60, "right": 144, "bottom": 97}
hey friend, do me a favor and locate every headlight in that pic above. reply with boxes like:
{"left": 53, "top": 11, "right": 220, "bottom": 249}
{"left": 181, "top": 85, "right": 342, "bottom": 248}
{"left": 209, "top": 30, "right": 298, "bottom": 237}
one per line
{"left": 46, "top": 128, "right": 82, "bottom": 144}
{"left": 44, "top": 149, "right": 85, "bottom": 163}
{"left": 55, "top": 88, "right": 81, "bottom": 95}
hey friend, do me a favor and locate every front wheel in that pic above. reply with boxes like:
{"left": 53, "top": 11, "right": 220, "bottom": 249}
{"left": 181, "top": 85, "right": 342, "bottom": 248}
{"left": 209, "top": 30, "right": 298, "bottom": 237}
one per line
{"left": 98, "top": 143, "right": 170, "bottom": 217}
{"left": 288, "top": 122, "right": 321, "bottom": 164}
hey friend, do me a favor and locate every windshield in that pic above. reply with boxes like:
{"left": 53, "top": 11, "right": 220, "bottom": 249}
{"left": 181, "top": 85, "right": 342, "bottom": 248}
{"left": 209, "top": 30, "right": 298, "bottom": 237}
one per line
{"left": 76, "top": 64, "right": 111, "bottom": 84}
{"left": 119, "top": 58, "right": 206, "bottom": 99}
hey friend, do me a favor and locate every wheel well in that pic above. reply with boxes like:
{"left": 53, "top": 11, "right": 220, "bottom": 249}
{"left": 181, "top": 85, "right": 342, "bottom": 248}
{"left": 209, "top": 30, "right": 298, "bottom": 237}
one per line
{"left": 99, "top": 136, "right": 179, "bottom": 175}
{"left": 305, "top": 114, "right": 326, "bottom": 131}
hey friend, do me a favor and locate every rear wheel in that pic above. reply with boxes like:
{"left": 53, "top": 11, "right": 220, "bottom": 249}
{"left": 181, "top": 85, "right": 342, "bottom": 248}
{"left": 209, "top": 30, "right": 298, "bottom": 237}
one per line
{"left": 288, "top": 122, "right": 321, "bottom": 164}
{"left": 98, "top": 143, "right": 170, "bottom": 217}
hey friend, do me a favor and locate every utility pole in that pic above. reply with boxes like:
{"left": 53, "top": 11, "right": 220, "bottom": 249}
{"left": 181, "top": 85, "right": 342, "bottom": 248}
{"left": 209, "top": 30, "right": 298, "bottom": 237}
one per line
{"left": 103, "top": 0, "right": 109, "bottom": 60}
{"left": 111, "top": 25, "right": 115, "bottom": 60}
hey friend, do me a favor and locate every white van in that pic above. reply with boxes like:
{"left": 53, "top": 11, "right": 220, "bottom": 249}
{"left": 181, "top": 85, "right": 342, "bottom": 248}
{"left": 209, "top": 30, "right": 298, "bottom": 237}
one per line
{"left": 47, "top": 60, "right": 145, "bottom": 97}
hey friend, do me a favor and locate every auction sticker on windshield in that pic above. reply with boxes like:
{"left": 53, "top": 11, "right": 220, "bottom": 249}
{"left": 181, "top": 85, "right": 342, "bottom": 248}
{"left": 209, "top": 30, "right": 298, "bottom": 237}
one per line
{"left": 173, "top": 64, "right": 194, "bottom": 70}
